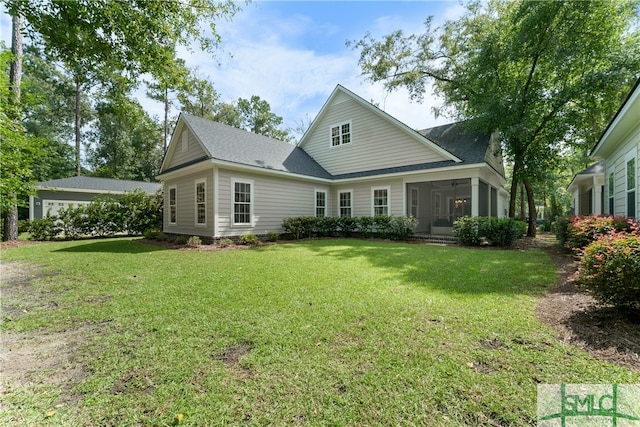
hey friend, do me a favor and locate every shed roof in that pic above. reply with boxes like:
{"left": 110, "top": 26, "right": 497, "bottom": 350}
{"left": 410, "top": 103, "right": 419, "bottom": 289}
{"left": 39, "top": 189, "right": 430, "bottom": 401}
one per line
{"left": 36, "top": 176, "right": 161, "bottom": 194}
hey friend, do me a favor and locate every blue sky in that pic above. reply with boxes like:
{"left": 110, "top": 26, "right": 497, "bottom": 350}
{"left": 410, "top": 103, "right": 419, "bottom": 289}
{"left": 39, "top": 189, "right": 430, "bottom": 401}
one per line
{"left": 1, "top": 1, "right": 465, "bottom": 139}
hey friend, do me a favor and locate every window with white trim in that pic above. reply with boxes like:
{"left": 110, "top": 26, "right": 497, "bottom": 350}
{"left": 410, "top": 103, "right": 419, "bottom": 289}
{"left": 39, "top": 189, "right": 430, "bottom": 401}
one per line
{"left": 168, "top": 186, "right": 177, "bottom": 224}
{"left": 339, "top": 190, "right": 352, "bottom": 217}
{"left": 330, "top": 121, "right": 351, "bottom": 147}
{"left": 608, "top": 172, "right": 615, "bottom": 215}
{"left": 233, "top": 179, "right": 253, "bottom": 225}
{"left": 181, "top": 131, "right": 188, "bottom": 152}
{"left": 372, "top": 187, "right": 389, "bottom": 216}
{"left": 315, "top": 190, "right": 327, "bottom": 217}
{"left": 626, "top": 151, "right": 636, "bottom": 217}
{"left": 195, "top": 179, "right": 206, "bottom": 225}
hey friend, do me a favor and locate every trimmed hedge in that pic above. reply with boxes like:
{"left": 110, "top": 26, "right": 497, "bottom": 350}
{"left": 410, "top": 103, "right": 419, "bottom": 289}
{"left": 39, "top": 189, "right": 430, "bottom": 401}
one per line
{"left": 26, "top": 190, "right": 163, "bottom": 240}
{"left": 453, "top": 216, "right": 526, "bottom": 248}
{"left": 572, "top": 233, "right": 640, "bottom": 309}
{"left": 282, "top": 215, "right": 418, "bottom": 241}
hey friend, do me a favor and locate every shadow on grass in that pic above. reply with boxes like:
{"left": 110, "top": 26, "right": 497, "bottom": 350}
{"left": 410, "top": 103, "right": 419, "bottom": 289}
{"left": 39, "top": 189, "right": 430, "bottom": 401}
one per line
{"left": 283, "top": 238, "right": 554, "bottom": 296}
{"left": 54, "top": 239, "right": 167, "bottom": 254}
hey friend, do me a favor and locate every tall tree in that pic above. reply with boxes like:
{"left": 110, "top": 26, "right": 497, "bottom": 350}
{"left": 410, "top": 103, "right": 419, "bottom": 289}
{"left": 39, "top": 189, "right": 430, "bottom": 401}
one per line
{"left": 86, "top": 94, "right": 163, "bottom": 181}
{"left": 5, "top": 0, "right": 240, "bottom": 174}
{"left": 352, "top": 0, "right": 640, "bottom": 235}
{"left": 212, "top": 96, "right": 292, "bottom": 142}
{"left": 21, "top": 45, "right": 88, "bottom": 180}
{"left": 177, "top": 70, "right": 219, "bottom": 120}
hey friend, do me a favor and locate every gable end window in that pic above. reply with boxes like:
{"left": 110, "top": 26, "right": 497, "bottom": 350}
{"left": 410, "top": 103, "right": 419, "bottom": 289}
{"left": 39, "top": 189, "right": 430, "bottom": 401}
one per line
{"left": 339, "top": 190, "right": 352, "bottom": 217}
{"left": 233, "top": 179, "right": 253, "bottom": 225}
{"left": 372, "top": 187, "right": 390, "bottom": 216}
{"left": 330, "top": 121, "right": 352, "bottom": 147}
{"left": 168, "top": 186, "right": 177, "bottom": 225}
{"left": 315, "top": 190, "right": 327, "bottom": 217}
{"left": 195, "top": 179, "right": 206, "bottom": 226}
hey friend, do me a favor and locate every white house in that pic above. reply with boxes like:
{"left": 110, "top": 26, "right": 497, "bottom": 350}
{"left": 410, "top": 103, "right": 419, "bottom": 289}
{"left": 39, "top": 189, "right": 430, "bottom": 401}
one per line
{"left": 157, "top": 85, "right": 508, "bottom": 239}
{"left": 590, "top": 78, "right": 640, "bottom": 218}
{"left": 567, "top": 160, "right": 605, "bottom": 216}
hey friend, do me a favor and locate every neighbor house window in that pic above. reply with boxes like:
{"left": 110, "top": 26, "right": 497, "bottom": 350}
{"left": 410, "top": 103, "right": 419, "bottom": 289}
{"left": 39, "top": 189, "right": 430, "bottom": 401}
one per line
{"left": 608, "top": 172, "right": 615, "bottom": 215}
{"left": 315, "top": 190, "right": 327, "bottom": 217}
{"left": 182, "top": 131, "right": 188, "bottom": 152}
{"left": 169, "top": 186, "right": 177, "bottom": 224}
{"left": 372, "top": 187, "right": 389, "bottom": 216}
{"left": 330, "top": 121, "right": 351, "bottom": 147}
{"left": 339, "top": 190, "right": 352, "bottom": 217}
{"left": 627, "top": 151, "right": 636, "bottom": 217}
{"left": 195, "top": 179, "right": 206, "bottom": 225}
{"left": 233, "top": 179, "right": 253, "bottom": 225}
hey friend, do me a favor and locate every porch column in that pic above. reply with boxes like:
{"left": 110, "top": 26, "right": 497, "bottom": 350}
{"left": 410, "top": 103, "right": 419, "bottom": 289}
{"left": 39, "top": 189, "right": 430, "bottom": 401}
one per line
{"left": 471, "top": 177, "right": 479, "bottom": 217}
{"left": 593, "top": 176, "right": 604, "bottom": 215}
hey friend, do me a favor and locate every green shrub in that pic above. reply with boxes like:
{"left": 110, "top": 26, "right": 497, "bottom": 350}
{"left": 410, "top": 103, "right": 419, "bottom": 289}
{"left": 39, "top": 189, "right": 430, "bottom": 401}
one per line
{"left": 143, "top": 228, "right": 162, "bottom": 240}
{"left": 282, "top": 216, "right": 418, "bottom": 240}
{"left": 553, "top": 216, "right": 572, "bottom": 248}
{"left": 572, "top": 233, "right": 640, "bottom": 309}
{"left": 218, "top": 237, "right": 233, "bottom": 248}
{"left": 27, "top": 215, "right": 60, "bottom": 241}
{"left": 174, "top": 235, "right": 189, "bottom": 245}
{"left": 454, "top": 216, "right": 525, "bottom": 248}
{"left": 388, "top": 215, "right": 419, "bottom": 240}
{"left": 239, "top": 233, "right": 260, "bottom": 246}
{"left": 186, "top": 236, "right": 202, "bottom": 247}
{"left": 266, "top": 231, "right": 279, "bottom": 242}
{"left": 563, "top": 215, "right": 638, "bottom": 253}
{"left": 156, "top": 232, "right": 169, "bottom": 242}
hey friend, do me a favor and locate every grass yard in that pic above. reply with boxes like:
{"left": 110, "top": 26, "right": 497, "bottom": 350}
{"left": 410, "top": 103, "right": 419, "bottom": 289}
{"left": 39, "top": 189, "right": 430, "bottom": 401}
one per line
{"left": 1, "top": 238, "right": 637, "bottom": 426}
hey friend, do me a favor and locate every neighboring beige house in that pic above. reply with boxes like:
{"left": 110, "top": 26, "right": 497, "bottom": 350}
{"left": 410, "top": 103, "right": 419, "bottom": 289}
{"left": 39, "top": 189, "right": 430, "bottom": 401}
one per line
{"left": 157, "top": 85, "right": 508, "bottom": 239}
{"left": 590, "top": 78, "right": 640, "bottom": 218}
{"left": 567, "top": 160, "right": 605, "bottom": 216}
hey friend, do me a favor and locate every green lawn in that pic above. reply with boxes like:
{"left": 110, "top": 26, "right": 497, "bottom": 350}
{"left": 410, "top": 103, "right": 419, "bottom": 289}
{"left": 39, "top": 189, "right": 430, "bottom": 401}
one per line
{"left": 1, "top": 238, "right": 637, "bottom": 426}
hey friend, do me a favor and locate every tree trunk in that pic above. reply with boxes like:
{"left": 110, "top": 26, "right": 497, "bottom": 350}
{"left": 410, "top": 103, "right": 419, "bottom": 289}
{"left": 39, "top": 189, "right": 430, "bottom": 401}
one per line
{"left": 524, "top": 179, "right": 537, "bottom": 237}
{"left": 3, "top": 12, "right": 23, "bottom": 242}
{"left": 508, "top": 156, "right": 523, "bottom": 218}
{"left": 75, "top": 78, "right": 82, "bottom": 176}
{"left": 520, "top": 184, "right": 526, "bottom": 220}
{"left": 163, "top": 86, "right": 169, "bottom": 152}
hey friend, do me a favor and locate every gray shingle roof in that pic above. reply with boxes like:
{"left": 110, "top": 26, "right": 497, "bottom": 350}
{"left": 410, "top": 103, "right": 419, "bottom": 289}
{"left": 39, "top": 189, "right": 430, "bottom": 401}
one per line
{"left": 36, "top": 176, "right": 161, "bottom": 194}
{"left": 577, "top": 160, "right": 605, "bottom": 175}
{"left": 418, "top": 121, "right": 490, "bottom": 164}
{"left": 180, "top": 113, "right": 332, "bottom": 179}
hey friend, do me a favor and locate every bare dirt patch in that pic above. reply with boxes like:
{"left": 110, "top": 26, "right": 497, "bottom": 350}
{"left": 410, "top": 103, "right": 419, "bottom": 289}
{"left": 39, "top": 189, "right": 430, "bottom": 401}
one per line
{"left": 0, "top": 261, "right": 103, "bottom": 412}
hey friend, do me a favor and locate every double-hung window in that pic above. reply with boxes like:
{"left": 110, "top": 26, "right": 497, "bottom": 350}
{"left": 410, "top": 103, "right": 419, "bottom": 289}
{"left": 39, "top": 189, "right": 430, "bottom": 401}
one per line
{"left": 330, "top": 121, "right": 352, "bottom": 147}
{"left": 626, "top": 151, "right": 636, "bottom": 218}
{"left": 372, "top": 187, "right": 389, "bottom": 216}
{"left": 315, "top": 190, "right": 327, "bottom": 217}
{"left": 339, "top": 190, "right": 352, "bottom": 217}
{"left": 168, "top": 186, "right": 177, "bottom": 224}
{"left": 233, "top": 179, "right": 253, "bottom": 225}
{"left": 195, "top": 179, "right": 206, "bottom": 225}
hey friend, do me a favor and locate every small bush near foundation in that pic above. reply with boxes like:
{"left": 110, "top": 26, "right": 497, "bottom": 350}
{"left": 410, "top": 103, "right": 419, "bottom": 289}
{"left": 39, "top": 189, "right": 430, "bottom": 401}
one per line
{"left": 266, "top": 232, "right": 279, "bottom": 242}
{"left": 143, "top": 229, "right": 162, "bottom": 240}
{"left": 186, "top": 236, "right": 202, "bottom": 247}
{"left": 572, "top": 233, "right": 640, "bottom": 309}
{"left": 281, "top": 215, "right": 417, "bottom": 240}
{"left": 174, "top": 235, "right": 189, "bottom": 245}
{"left": 239, "top": 233, "right": 259, "bottom": 246}
{"left": 454, "top": 216, "right": 526, "bottom": 248}
{"left": 218, "top": 237, "right": 233, "bottom": 248}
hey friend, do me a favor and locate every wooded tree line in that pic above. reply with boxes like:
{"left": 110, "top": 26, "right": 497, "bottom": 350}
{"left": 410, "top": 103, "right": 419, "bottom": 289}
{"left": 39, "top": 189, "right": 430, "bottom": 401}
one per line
{"left": 1, "top": 0, "right": 294, "bottom": 240}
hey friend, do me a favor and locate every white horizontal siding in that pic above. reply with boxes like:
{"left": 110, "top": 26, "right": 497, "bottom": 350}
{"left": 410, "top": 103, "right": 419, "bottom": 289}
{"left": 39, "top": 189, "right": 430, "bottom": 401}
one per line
{"left": 163, "top": 170, "right": 214, "bottom": 237}
{"left": 165, "top": 126, "right": 208, "bottom": 171}
{"left": 217, "top": 169, "right": 324, "bottom": 237}
{"left": 334, "top": 178, "right": 404, "bottom": 217}
{"left": 605, "top": 125, "right": 639, "bottom": 216}
{"left": 302, "top": 98, "right": 448, "bottom": 175}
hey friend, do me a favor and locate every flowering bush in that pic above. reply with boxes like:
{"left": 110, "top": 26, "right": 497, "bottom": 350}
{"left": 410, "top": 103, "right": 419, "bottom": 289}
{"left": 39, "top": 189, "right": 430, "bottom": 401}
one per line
{"left": 572, "top": 233, "right": 640, "bottom": 309}
{"left": 561, "top": 215, "right": 638, "bottom": 253}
